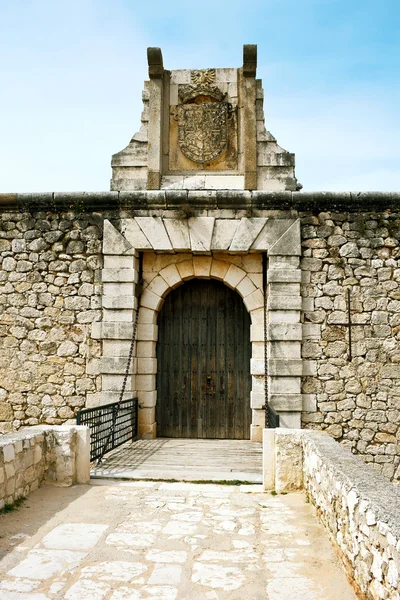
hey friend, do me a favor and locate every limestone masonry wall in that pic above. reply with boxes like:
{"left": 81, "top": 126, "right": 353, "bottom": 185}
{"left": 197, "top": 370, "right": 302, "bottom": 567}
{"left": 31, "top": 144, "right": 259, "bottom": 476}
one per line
{"left": 0, "top": 425, "right": 90, "bottom": 509}
{"left": 0, "top": 210, "right": 102, "bottom": 433}
{"left": 0, "top": 194, "right": 400, "bottom": 484}
{"left": 300, "top": 210, "right": 400, "bottom": 483}
{"left": 302, "top": 431, "right": 400, "bottom": 600}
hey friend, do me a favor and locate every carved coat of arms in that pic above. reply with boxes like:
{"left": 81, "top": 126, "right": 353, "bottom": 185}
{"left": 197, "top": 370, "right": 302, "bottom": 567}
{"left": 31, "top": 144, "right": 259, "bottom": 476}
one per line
{"left": 176, "top": 102, "right": 229, "bottom": 163}
{"left": 172, "top": 69, "right": 233, "bottom": 164}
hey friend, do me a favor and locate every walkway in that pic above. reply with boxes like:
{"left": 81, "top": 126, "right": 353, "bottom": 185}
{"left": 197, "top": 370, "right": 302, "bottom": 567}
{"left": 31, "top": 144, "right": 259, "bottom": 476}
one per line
{"left": 0, "top": 480, "right": 356, "bottom": 600}
{"left": 91, "top": 439, "right": 263, "bottom": 483}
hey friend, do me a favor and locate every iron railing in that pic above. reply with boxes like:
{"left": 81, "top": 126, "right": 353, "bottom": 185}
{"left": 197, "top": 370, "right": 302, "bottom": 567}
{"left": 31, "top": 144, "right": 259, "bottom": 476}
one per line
{"left": 76, "top": 398, "right": 138, "bottom": 462}
{"left": 268, "top": 405, "right": 280, "bottom": 428}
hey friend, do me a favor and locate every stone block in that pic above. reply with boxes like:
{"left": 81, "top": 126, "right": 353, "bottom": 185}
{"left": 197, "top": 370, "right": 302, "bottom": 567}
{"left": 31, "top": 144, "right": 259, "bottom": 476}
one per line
{"left": 183, "top": 175, "right": 206, "bottom": 189}
{"left": 86, "top": 392, "right": 132, "bottom": 407}
{"left": 74, "top": 426, "right": 90, "bottom": 484}
{"left": 269, "top": 283, "right": 300, "bottom": 296}
{"left": 104, "top": 255, "right": 134, "bottom": 269}
{"left": 211, "top": 219, "right": 239, "bottom": 250}
{"left": 236, "top": 276, "right": 257, "bottom": 299}
{"left": 250, "top": 424, "right": 263, "bottom": 442}
{"left": 268, "top": 269, "right": 302, "bottom": 283}
{"left": 161, "top": 175, "right": 184, "bottom": 189}
{"left": 251, "top": 219, "right": 295, "bottom": 251}
{"left": 267, "top": 323, "right": 302, "bottom": 341}
{"left": 269, "top": 220, "right": 301, "bottom": 256}
{"left": 163, "top": 219, "right": 190, "bottom": 250}
{"left": 103, "top": 309, "right": 133, "bottom": 323}
{"left": 188, "top": 217, "right": 215, "bottom": 252}
{"left": 302, "top": 324, "right": 321, "bottom": 340}
{"left": 193, "top": 256, "right": 212, "bottom": 278}
{"left": 136, "top": 217, "right": 173, "bottom": 250}
{"left": 263, "top": 429, "right": 275, "bottom": 490}
{"left": 251, "top": 391, "right": 264, "bottom": 409}
{"left": 275, "top": 429, "right": 303, "bottom": 492}
{"left": 268, "top": 296, "right": 302, "bottom": 310}
{"left": 136, "top": 341, "right": 156, "bottom": 358}
{"left": 204, "top": 175, "right": 244, "bottom": 189}
{"left": 230, "top": 218, "right": 266, "bottom": 251}
{"left": 138, "top": 423, "right": 157, "bottom": 439}
{"left": 210, "top": 260, "right": 229, "bottom": 281}
{"left": 140, "top": 289, "right": 162, "bottom": 311}
{"left": 278, "top": 412, "right": 301, "bottom": 429}
{"left": 252, "top": 409, "right": 266, "bottom": 427}
{"left": 303, "top": 360, "right": 317, "bottom": 376}
{"left": 250, "top": 307, "right": 264, "bottom": 328}
{"left": 222, "top": 264, "right": 246, "bottom": 289}
{"left": 102, "top": 375, "right": 132, "bottom": 392}
{"left": 3, "top": 444, "right": 15, "bottom": 462}
{"left": 120, "top": 218, "right": 152, "bottom": 250}
{"left": 138, "top": 391, "right": 157, "bottom": 408}
{"left": 159, "top": 264, "right": 182, "bottom": 289}
{"left": 103, "top": 282, "right": 135, "bottom": 296}
{"left": 137, "top": 324, "right": 158, "bottom": 341}
{"left": 103, "top": 340, "right": 133, "bottom": 357}
{"left": 250, "top": 359, "right": 264, "bottom": 375}
{"left": 136, "top": 374, "right": 156, "bottom": 391}
{"left": 242, "top": 290, "right": 263, "bottom": 313}
{"left": 270, "top": 310, "right": 296, "bottom": 327}
{"left": 102, "top": 268, "right": 137, "bottom": 283}
{"left": 268, "top": 359, "right": 303, "bottom": 376}
{"left": 302, "top": 394, "right": 317, "bottom": 412}
{"left": 139, "top": 308, "right": 158, "bottom": 324}
{"left": 103, "top": 219, "right": 133, "bottom": 255}
{"left": 138, "top": 406, "right": 156, "bottom": 426}
{"left": 102, "top": 296, "right": 137, "bottom": 310}
{"left": 270, "top": 394, "right": 302, "bottom": 411}
{"left": 137, "top": 358, "right": 157, "bottom": 374}
{"left": 250, "top": 324, "right": 264, "bottom": 342}
{"left": 270, "top": 377, "right": 301, "bottom": 394}
{"left": 177, "top": 259, "right": 195, "bottom": 281}
{"left": 270, "top": 341, "right": 301, "bottom": 359}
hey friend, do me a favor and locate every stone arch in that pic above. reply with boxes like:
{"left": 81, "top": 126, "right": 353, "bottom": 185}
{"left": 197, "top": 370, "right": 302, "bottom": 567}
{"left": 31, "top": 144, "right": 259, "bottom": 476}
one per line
{"left": 135, "top": 255, "right": 264, "bottom": 440}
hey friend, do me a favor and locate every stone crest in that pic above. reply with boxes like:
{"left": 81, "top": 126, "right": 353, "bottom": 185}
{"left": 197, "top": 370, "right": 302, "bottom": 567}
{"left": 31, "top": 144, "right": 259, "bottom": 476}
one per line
{"left": 172, "top": 69, "right": 232, "bottom": 164}
{"left": 175, "top": 102, "right": 230, "bottom": 163}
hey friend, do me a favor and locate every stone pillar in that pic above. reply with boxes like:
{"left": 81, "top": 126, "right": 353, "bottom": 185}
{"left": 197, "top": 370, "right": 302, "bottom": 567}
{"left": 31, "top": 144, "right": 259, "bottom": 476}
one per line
{"left": 88, "top": 220, "right": 139, "bottom": 407}
{"left": 147, "top": 47, "right": 164, "bottom": 190}
{"left": 267, "top": 220, "right": 303, "bottom": 428}
{"left": 240, "top": 44, "right": 257, "bottom": 190}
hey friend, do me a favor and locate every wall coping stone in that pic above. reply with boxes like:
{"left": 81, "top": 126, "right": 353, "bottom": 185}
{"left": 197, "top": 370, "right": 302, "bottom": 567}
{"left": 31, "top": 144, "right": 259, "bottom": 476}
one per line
{"left": 1, "top": 191, "right": 400, "bottom": 211}
{"left": 302, "top": 430, "right": 400, "bottom": 539}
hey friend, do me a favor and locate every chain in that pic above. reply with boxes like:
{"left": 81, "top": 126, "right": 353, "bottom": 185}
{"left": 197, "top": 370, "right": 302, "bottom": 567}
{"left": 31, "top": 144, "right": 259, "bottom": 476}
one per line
{"left": 263, "top": 254, "right": 269, "bottom": 427}
{"left": 96, "top": 296, "right": 141, "bottom": 465}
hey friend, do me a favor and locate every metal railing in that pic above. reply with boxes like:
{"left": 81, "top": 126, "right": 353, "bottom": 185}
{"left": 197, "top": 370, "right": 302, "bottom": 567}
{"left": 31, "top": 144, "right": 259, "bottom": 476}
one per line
{"left": 268, "top": 405, "right": 280, "bottom": 428}
{"left": 76, "top": 398, "right": 138, "bottom": 462}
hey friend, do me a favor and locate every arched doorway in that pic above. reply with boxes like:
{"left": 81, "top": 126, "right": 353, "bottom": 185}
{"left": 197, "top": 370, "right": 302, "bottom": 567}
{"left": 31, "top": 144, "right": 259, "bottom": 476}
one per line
{"left": 156, "top": 279, "right": 252, "bottom": 439}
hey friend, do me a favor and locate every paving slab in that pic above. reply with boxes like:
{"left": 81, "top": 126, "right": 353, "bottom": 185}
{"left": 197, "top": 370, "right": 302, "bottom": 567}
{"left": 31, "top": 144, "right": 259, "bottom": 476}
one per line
{"left": 0, "top": 481, "right": 357, "bottom": 600}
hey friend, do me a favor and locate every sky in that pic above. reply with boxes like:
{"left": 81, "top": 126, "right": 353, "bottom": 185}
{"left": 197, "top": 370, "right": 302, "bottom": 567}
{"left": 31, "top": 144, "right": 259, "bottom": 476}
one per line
{"left": 0, "top": 0, "right": 399, "bottom": 192}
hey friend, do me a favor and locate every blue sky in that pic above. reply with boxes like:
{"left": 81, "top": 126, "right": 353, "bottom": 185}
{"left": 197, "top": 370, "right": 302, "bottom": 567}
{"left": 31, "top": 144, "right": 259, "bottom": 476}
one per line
{"left": 1, "top": 0, "right": 399, "bottom": 192}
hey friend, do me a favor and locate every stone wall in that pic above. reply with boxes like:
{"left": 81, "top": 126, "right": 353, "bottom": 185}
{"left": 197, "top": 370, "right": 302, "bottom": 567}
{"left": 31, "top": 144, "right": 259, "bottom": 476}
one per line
{"left": 300, "top": 210, "right": 400, "bottom": 483}
{"left": 302, "top": 431, "right": 400, "bottom": 600}
{"left": 0, "top": 209, "right": 102, "bottom": 434}
{"left": 263, "top": 429, "right": 400, "bottom": 600}
{"left": 0, "top": 425, "right": 90, "bottom": 509}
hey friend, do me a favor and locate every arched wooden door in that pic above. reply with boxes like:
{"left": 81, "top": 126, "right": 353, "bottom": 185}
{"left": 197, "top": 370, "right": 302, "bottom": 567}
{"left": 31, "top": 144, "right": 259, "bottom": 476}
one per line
{"left": 156, "top": 279, "right": 252, "bottom": 439}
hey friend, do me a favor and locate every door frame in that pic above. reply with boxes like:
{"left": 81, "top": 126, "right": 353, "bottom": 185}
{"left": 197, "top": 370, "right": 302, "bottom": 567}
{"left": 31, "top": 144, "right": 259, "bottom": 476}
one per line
{"left": 155, "top": 278, "right": 252, "bottom": 439}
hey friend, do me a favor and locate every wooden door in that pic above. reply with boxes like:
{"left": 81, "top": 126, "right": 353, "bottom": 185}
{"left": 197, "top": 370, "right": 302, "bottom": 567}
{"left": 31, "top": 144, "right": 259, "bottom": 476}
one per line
{"left": 156, "top": 279, "right": 252, "bottom": 439}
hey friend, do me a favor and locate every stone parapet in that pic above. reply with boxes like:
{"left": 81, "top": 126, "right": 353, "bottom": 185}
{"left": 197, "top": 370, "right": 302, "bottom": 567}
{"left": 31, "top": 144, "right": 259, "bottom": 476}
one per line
{"left": 263, "top": 429, "right": 400, "bottom": 600}
{"left": 0, "top": 425, "right": 90, "bottom": 510}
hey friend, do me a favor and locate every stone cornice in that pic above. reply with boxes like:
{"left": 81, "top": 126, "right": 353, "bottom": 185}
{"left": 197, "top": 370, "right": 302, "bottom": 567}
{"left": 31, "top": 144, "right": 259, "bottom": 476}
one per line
{"left": 0, "top": 191, "right": 399, "bottom": 212}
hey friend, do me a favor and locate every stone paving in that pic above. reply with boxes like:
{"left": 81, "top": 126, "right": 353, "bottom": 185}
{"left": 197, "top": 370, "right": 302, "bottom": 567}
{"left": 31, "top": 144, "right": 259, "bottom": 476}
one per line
{"left": 0, "top": 480, "right": 357, "bottom": 600}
